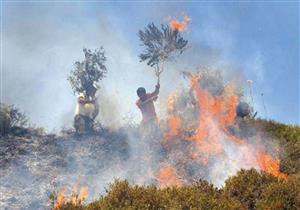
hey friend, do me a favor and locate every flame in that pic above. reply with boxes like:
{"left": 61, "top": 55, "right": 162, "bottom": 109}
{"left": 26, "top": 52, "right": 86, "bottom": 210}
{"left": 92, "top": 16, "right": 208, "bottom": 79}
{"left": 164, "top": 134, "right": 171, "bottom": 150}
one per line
{"left": 186, "top": 75, "right": 242, "bottom": 156}
{"left": 156, "top": 72, "right": 287, "bottom": 186}
{"left": 257, "top": 150, "right": 287, "bottom": 180}
{"left": 169, "top": 15, "right": 191, "bottom": 32}
{"left": 155, "top": 163, "right": 182, "bottom": 187}
{"left": 78, "top": 186, "right": 89, "bottom": 201}
{"left": 167, "top": 115, "right": 181, "bottom": 137}
{"left": 54, "top": 185, "right": 88, "bottom": 209}
{"left": 163, "top": 93, "right": 181, "bottom": 145}
{"left": 54, "top": 188, "right": 66, "bottom": 209}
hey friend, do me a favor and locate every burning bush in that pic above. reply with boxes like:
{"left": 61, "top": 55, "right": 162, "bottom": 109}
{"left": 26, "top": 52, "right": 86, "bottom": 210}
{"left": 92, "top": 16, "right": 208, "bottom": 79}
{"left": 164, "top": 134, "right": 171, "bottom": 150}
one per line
{"left": 53, "top": 168, "right": 300, "bottom": 210}
{"left": 63, "top": 179, "right": 244, "bottom": 210}
{"left": 152, "top": 68, "right": 290, "bottom": 190}
{"left": 257, "top": 119, "right": 300, "bottom": 175}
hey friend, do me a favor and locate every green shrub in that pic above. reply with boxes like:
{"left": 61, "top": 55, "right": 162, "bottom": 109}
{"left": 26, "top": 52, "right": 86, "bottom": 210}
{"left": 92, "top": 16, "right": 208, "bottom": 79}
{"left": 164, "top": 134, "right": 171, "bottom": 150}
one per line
{"left": 223, "top": 168, "right": 279, "bottom": 209}
{"left": 57, "top": 179, "right": 244, "bottom": 210}
{"left": 54, "top": 169, "right": 300, "bottom": 210}
{"left": 256, "top": 175, "right": 300, "bottom": 210}
{"left": 248, "top": 119, "right": 300, "bottom": 175}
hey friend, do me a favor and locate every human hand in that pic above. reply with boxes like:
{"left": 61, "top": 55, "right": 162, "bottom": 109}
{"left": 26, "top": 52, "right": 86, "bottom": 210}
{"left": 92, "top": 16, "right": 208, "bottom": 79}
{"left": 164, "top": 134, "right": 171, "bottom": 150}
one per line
{"left": 156, "top": 83, "right": 160, "bottom": 89}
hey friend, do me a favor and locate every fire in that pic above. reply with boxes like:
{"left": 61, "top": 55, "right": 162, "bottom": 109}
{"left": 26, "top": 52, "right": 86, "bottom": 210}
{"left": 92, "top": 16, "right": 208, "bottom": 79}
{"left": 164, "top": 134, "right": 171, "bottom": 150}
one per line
{"left": 155, "top": 163, "right": 182, "bottom": 187}
{"left": 78, "top": 186, "right": 89, "bottom": 201}
{"left": 186, "top": 75, "right": 242, "bottom": 156}
{"left": 54, "top": 188, "right": 66, "bottom": 209}
{"left": 169, "top": 15, "right": 191, "bottom": 32}
{"left": 156, "top": 71, "right": 287, "bottom": 187}
{"left": 257, "top": 150, "right": 287, "bottom": 179}
{"left": 53, "top": 185, "right": 88, "bottom": 209}
{"left": 168, "top": 115, "right": 181, "bottom": 137}
{"left": 163, "top": 93, "right": 181, "bottom": 145}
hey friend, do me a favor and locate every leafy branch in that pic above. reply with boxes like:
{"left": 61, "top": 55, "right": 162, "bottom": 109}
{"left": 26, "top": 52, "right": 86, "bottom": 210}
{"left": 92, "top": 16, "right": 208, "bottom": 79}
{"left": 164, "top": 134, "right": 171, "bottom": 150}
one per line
{"left": 138, "top": 23, "right": 188, "bottom": 81}
{"left": 68, "top": 47, "right": 107, "bottom": 98}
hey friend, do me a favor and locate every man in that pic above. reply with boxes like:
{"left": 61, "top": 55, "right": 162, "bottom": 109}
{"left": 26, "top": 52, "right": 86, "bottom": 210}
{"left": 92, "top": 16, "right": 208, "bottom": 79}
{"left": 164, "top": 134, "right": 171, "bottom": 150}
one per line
{"left": 136, "top": 82, "right": 160, "bottom": 124}
{"left": 136, "top": 82, "right": 164, "bottom": 166}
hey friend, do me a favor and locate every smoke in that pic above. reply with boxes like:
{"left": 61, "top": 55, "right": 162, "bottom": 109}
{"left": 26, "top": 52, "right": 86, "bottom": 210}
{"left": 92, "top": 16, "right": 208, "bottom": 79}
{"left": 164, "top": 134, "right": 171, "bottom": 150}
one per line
{"left": 2, "top": 3, "right": 152, "bottom": 131}
{"left": 1, "top": 68, "right": 284, "bottom": 208}
{"left": 0, "top": 3, "right": 241, "bottom": 131}
{"left": 149, "top": 68, "right": 285, "bottom": 188}
{"left": 1, "top": 2, "right": 294, "bottom": 209}
{"left": 95, "top": 88, "right": 122, "bottom": 129}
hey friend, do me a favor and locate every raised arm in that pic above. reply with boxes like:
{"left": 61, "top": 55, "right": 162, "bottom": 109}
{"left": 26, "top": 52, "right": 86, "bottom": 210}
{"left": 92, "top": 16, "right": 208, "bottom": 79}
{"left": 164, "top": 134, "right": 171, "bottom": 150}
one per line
{"left": 149, "top": 83, "right": 160, "bottom": 99}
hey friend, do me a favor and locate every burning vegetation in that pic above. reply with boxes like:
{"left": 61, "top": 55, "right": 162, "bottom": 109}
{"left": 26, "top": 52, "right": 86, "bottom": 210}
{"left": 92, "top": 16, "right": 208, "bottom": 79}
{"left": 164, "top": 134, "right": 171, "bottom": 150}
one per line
{"left": 1, "top": 14, "right": 299, "bottom": 210}
{"left": 48, "top": 68, "right": 298, "bottom": 209}
{"left": 1, "top": 69, "right": 299, "bottom": 209}
{"left": 150, "top": 69, "right": 289, "bottom": 189}
{"left": 168, "top": 15, "right": 191, "bottom": 32}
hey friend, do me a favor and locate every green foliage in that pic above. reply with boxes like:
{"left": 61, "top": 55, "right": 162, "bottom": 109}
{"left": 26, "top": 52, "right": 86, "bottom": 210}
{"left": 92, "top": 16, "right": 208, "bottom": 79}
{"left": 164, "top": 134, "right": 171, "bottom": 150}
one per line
{"left": 68, "top": 48, "right": 107, "bottom": 98}
{"left": 55, "top": 169, "right": 300, "bottom": 210}
{"left": 57, "top": 203, "right": 84, "bottom": 210}
{"left": 223, "top": 168, "right": 279, "bottom": 209}
{"left": 58, "top": 179, "right": 244, "bottom": 210}
{"left": 256, "top": 175, "right": 300, "bottom": 210}
{"left": 138, "top": 23, "right": 188, "bottom": 67}
{"left": 255, "top": 119, "right": 300, "bottom": 175}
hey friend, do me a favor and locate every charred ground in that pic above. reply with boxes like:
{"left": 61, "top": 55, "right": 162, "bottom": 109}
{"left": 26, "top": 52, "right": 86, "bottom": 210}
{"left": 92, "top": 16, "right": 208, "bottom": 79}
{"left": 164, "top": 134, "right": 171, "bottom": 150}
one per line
{"left": 0, "top": 117, "right": 299, "bottom": 209}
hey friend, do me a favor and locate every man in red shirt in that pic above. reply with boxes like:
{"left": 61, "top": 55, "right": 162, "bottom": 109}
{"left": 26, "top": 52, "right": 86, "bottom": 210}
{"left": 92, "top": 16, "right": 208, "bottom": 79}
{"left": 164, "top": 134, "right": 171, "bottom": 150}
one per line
{"left": 136, "top": 82, "right": 160, "bottom": 124}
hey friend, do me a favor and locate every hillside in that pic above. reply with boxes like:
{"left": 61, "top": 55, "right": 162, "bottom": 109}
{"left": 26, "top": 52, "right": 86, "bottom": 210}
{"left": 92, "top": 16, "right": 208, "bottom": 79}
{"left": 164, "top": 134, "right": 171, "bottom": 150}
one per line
{"left": 1, "top": 70, "right": 299, "bottom": 210}
{"left": 55, "top": 120, "right": 300, "bottom": 210}
{"left": 1, "top": 119, "right": 299, "bottom": 210}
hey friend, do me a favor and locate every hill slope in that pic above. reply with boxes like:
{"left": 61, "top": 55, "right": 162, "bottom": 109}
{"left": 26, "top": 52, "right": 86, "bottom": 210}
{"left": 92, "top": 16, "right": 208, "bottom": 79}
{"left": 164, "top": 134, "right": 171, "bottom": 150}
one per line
{"left": 1, "top": 119, "right": 298, "bottom": 209}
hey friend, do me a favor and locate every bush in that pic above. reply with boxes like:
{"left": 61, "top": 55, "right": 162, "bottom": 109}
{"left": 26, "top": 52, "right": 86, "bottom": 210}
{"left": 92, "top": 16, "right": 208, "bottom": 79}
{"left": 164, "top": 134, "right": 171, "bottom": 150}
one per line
{"left": 255, "top": 119, "right": 300, "bottom": 175}
{"left": 0, "top": 103, "right": 29, "bottom": 135}
{"left": 223, "top": 168, "right": 279, "bottom": 209}
{"left": 57, "top": 179, "right": 244, "bottom": 210}
{"left": 256, "top": 175, "right": 300, "bottom": 210}
{"left": 54, "top": 169, "right": 300, "bottom": 210}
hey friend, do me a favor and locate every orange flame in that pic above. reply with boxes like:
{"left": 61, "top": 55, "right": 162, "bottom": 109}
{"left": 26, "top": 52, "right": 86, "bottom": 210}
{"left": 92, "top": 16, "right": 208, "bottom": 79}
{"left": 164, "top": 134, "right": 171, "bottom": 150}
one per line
{"left": 54, "top": 188, "right": 66, "bottom": 209}
{"left": 169, "top": 15, "right": 191, "bottom": 32}
{"left": 157, "top": 71, "right": 287, "bottom": 185}
{"left": 257, "top": 150, "right": 287, "bottom": 179}
{"left": 78, "top": 186, "right": 88, "bottom": 201}
{"left": 169, "top": 116, "right": 181, "bottom": 137}
{"left": 163, "top": 93, "right": 181, "bottom": 145}
{"left": 54, "top": 185, "right": 88, "bottom": 209}
{"left": 187, "top": 75, "right": 242, "bottom": 154}
{"left": 155, "top": 164, "right": 182, "bottom": 187}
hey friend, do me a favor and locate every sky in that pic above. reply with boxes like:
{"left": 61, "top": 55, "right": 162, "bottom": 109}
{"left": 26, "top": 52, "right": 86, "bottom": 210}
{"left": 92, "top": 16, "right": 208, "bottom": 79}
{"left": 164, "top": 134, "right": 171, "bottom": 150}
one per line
{"left": 1, "top": 1, "right": 299, "bottom": 130}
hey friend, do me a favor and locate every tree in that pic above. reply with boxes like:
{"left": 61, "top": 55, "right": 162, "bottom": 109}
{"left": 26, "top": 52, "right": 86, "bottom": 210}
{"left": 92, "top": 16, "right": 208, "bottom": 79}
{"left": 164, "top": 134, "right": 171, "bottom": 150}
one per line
{"left": 68, "top": 48, "right": 107, "bottom": 99}
{"left": 138, "top": 23, "right": 188, "bottom": 82}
